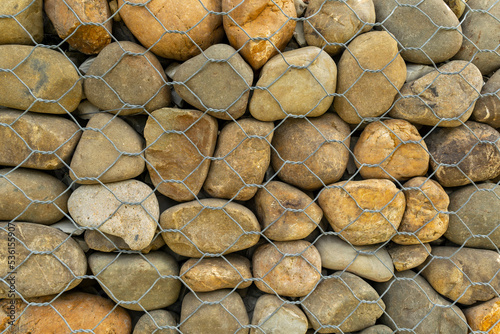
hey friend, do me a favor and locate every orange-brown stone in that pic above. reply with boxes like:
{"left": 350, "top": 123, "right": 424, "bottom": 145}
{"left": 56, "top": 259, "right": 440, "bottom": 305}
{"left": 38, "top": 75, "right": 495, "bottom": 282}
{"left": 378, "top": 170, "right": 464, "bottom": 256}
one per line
{"left": 464, "top": 298, "right": 500, "bottom": 334}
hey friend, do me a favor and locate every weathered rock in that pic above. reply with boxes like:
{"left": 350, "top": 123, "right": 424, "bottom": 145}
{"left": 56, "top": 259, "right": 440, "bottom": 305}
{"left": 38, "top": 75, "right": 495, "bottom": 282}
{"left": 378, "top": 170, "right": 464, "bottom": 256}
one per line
{"left": 250, "top": 294, "right": 308, "bottom": 334}
{"left": 173, "top": 44, "right": 253, "bottom": 120}
{"left": 223, "top": 0, "right": 296, "bottom": 69}
{"left": 160, "top": 198, "right": 261, "bottom": 257}
{"left": 68, "top": 179, "right": 159, "bottom": 251}
{"left": 249, "top": 47, "right": 337, "bottom": 121}
{"left": 180, "top": 254, "right": 252, "bottom": 292}
{"left": 84, "top": 230, "right": 165, "bottom": 253}
{"left": 392, "top": 177, "right": 449, "bottom": 245}
{"left": 444, "top": 0, "right": 468, "bottom": 18}
{"left": 304, "top": 0, "right": 375, "bottom": 55}
{"left": 45, "top": 0, "right": 112, "bottom": 54}
{"left": 254, "top": 181, "right": 323, "bottom": 241}
{"left": 204, "top": 119, "right": 274, "bottom": 201}
{"left": 318, "top": 179, "right": 406, "bottom": 245}
{"left": 180, "top": 290, "right": 249, "bottom": 334}
{"left": 118, "top": 0, "right": 223, "bottom": 61}
{"left": 473, "top": 69, "right": 500, "bottom": 127}
{"left": 133, "top": 310, "right": 177, "bottom": 334}
{"left": 253, "top": 240, "right": 321, "bottom": 297}
{"left": 0, "top": 45, "right": 82, "bottom": 114}
{"left": 390, "top": 60, "right": 483, "bottom": 127}
{"left": 271, "top": 113, "right": 351, "bottom": 190}
{"left": 0, "top": 0, "right": 43, "bottom": 45}
{"left": 375, "top": 270, "right": 468, "bottom": 333}
{"left": 387, "top": 243, "right": 432, "bottom": 271}
{"left": 373, "top": 0, "right": 462, "bottom": 64}
{"left": 334, "top": 31, "right": 406, "bottom": 124}
{"left": 0, "top": 223, "right": 87, "bottom": 298}
{"left": 453, "top": 0, "right": 500, "bottom": 75}
{"left": 353, "top": 119, "right": 429, "bottom": 180}
{"left": 405, "top": 64, "right": 435, "bottom": 82}
{"left": 426, "top": 121, "right": 500, "bottom": 187}
{"left": 301, "top": 272, "right": 385, "bottom": 333}
{"left": 88, "top": 251, "right": 181, "bottom": 311}
{"left": 84, "top": 41, "right": 170, "bottom": 115}
{"left": 316, "top": 235, "right": 394, "bottom": 282}
{"left": 359, "top": 325, "right": 394, "bottom": 334}
{"left": 419, "top": 246, "right": 500, "bottom": 305}
{"left": 463, "top": 297, "right": 500, "bottom": 334}
{"left": 144, "top": 108, "right": 217, "bottom": 202}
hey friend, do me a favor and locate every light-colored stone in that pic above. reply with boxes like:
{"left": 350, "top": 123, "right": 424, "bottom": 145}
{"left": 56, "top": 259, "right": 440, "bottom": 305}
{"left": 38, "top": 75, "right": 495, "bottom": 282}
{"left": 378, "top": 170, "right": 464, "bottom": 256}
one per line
{"left": 463, "top": 297, "right": 500, "bottom": 334}
{"left": 473, "top": 69, "right": 500, "bottom": 128}
{"left": 84, "top": 230, "right": 165, "bottom": 253}
{"left": 387, "top": 243, "right": 432, "bottom": 272}
{"left": 0, "top": 0, "right": 43, "bottom": 45}
{"left": 133, "top": 310, "right": 177, "bottom": 334}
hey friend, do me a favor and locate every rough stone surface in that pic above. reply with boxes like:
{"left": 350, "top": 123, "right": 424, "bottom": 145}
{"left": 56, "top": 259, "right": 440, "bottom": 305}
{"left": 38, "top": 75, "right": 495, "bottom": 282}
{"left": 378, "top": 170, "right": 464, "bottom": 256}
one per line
{"left": 0, "top": 45, "right": 82, "bottom": 114}
{"left": 359, "top": 325, "right": 394, "bottom": 334}
{"left": 254, "top": 181, "right": 323, "bottom": 241}
{"left": 473, "top": 69, "right": 500, "bottom": 127}
{"left": 463, "top": 297, "right": 500, "bottom": 334}
{"left": 89, "top": 251, "right": 181, "bottom": 311}
{"left": 271, "top": 113, "right": 351, "bottom": 190}
{"left": 173, "top": 44, "right": 253, "bottom": 120}
{"left": 68, "top": 179, "right": 159, "bottom": 251}
{"left": 133, "top": 310, "right": 177, "bottom": 334}
{"left": 0, "top": 0, "right": 43, "bottom": 45}
{"left": 118, "top": 0, "right": 223, "bottom": 61}
{"left": 160, "top": 198, "right": 261, "bottom": 257}
{"left": 318, "top": 179, "right": 406, "bottom": 245}
{"left": 249, "top": 47, "right": 337, "bottom": 121}
{"left": 84, "top": 230, "right": 165, "bottom": 253}
{"left": 334, "top": 31, "right": 406, "bottom": 124}
{"left": 144, "top": 108, "right": 218, "bottom": 202}
{"left": 223, "top": 0, "right": 296, "bottom": 69}
{"left": 301, "top": 272, "right": 385, "bottom": 333}
{"left": 387, "top": 243, "right": 432, "bottom": 272}
{"left": 84, "top": 41, "right": 170, "bottom": 115}
{"left": 0, "top": 223, "right": 87, "bottom": 298}
{"left": 390, "top": 60, "right": 483, "bottom": 127}
{"left": 180, "top": 254, "right": 252, "bottom": 292}
{"left": 253, "top": 240, "right": 321, "bottom": 297}
{"left": 353, "top": 119, "right": 429, "bottom": 180}
{"left": 426, "top": 121, "right": 500, "bottom": 187}
{"left": 204, "top": 118, "right": 274, "bottom": 201}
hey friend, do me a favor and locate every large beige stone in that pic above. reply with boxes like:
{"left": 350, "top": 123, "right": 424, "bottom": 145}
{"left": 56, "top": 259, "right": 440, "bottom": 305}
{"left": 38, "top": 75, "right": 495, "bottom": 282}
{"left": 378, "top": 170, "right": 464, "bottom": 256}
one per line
{"left": 0, "top": 0, "right": 43, "bottom": 45}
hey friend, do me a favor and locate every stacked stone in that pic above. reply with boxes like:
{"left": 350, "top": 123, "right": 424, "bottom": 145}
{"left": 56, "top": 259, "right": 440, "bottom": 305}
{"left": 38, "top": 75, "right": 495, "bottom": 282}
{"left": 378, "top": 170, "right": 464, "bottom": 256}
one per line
{"left": 0, "top": 0, "right": 500, "bottom": 333}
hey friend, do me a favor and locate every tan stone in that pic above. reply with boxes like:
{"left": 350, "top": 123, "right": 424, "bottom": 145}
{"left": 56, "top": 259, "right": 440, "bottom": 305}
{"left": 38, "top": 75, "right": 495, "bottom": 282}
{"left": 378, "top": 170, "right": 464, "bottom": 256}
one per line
{"left": 0, "top": 0, "right": 43, "bottom": 45}
{"left": 334, "top": 31, "right": 406, "bottom": 124}
{"left": 387, "top": 243, "right": 432, "bottom": 272}
{"left": 223, "top": 0, "right": 296, "bottom": 69}
{"left": 444, "top": 0, "right": 468, "bottom": 18}
{"left": 144, "top": 108, "right": 218, "bottom": 202}
{"left": 318, "top": 179, "right": 406, "bottom": 245}
{"left": 84, "top": 230, "right": 165, "bottom": 253}
{"left": 463, "top": 298, "right": 500, "bottom": 334}
{"left": 133, "top": 310, "right": 177, "bottom": 334}
{"left": 45, "top": 0, "right": 112, "bottom": 54}
{"left": 473, "top": 69, "right": 500, "bottom": 128}
{"left": 204, "top": 118, "right": 274, "bottom": 201}
{"left": 353, "top": 119, "right": 429, "bottom": 180}
{"left": 118, "top": 0, "right": 224, "bottom": 61}
{"left": 0, "top": 45, "right": 82, "bottom": 114}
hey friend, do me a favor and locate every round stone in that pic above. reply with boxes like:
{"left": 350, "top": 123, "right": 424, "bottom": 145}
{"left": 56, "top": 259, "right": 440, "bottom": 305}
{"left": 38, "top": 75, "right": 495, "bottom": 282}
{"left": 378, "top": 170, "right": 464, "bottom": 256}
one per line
{"left": 133, "top": 310, "right": 177, "bottom": 334}
{"left": 473, "top": 69, "right": 500, "bottom": 128}
{"left": 359, "top": 325, "right": 394, "bottom": 334}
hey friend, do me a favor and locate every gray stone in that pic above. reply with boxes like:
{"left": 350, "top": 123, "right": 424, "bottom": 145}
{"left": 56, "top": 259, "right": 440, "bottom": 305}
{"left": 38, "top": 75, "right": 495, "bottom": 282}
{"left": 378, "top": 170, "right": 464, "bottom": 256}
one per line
{"left": 84, "top": 230, "right": 165, "bottom": 253}
{"left": 473, "top": 69, "right": 500, "bottom": 128}
{"left": 0, "top": 0, "right": 43, "bottom": 45}
{"left": 133, "top": 310, "right": 177, "bottom": 334}
{"left": 387, "top": 243, "right": 432, "bottom": 272}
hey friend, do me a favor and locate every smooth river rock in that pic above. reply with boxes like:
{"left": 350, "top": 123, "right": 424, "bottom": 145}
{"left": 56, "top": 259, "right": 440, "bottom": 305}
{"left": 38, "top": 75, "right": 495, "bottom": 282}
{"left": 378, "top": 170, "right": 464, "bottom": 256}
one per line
{"left": 0, "top": 0, "right": 43, "bottom": 45}
{"left": 473, "top": 69, "right": 500, "bottom": 128}
{"left": 359, "top": 325, "right": 394, "bottom": 334}
{"left": 133, "top": 310, "right": 177, "bottom": 334}
{"left": 387, "top": 243, "right": 432, "bottom": 272}
{"left": 463, "top": 297, "right": 500, "bottom": 334}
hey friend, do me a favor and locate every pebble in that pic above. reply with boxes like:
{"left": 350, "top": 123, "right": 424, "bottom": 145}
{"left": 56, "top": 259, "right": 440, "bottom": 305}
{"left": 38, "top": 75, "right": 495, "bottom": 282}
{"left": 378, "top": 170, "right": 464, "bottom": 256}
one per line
{"left": 387, "top": 243, "right": 432, "bottom": 272}
{"left": 0, "top": 0, "right": 43, "bottom": 45}
{"left": 473, "top": 69, "right": 500, "bottom": 128}
{"left": 84, "top": 229, "right": 165, "bottom": 253}
{"left": 463, "top": 297, "right": 500, "bottom": 334}
{"left": 359, "top": 325, "right": 394, "bottom": 334}
{"left": 133, "top": 310, "right": 177, "bottom": 334}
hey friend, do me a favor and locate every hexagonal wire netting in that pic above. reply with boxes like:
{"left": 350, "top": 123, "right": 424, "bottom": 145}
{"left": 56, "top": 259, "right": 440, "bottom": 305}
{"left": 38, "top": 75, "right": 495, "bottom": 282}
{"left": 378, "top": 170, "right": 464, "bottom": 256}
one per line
{"left": 1, "top": 0, "right": 500, "bottom": 333}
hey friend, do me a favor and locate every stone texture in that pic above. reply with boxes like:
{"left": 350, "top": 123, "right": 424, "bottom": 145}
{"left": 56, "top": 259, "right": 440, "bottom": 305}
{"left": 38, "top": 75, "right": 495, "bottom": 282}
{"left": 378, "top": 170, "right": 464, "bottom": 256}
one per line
{"left": 463, "top": 297, "right": 500, "bottom": 334}
{"left": 89, "top": 251, "right": 181, "bottom": 311}
{"left": 392, "top": 177, "right": 450, "bottom": 245}
{"left": 0, "top": 0, "right": 43, "bottom": 45}
{"left": 133, "top": 310, "right": 177, "bottom": 334}
{"left": 390, "top": 60, "right": 483, "bottom": 127}
{"left": 304, "top": 0, "right": 375, "bottom": 55}
{"left": 173, "top": 44, "right": 253, "bottom": 120}
{"left": 359, "top": 325, "right": 394, "bottom": 334}
{"left": 118, "top": 0, "right": 224, "bottom": 61}
{"left": 426, "top": 121, "right": 500, "bottom": 187}
{"left": 0, "top": 223, "right": 87, "bottom": 298}
{"left": 254, "top": 181, "right": 323, "bottom": 241}
{"left": 353, "top": 119, "right": 429, "bottom": 180}
{"left": 45, "top": 0, "right": 112, "bottom": 54}
{"left": 300, "top": 272, "right": 385, "bottom": 333}
{"left": 249, "top": 47, "right": 337, "bottom": 121}
{"left": 223, "top": 0, "right": 296, "bottom": 69}
{"left": 373, "top": 0, "right": 462, "bottom": 64}
{"left": 419, "top": 246, "right": 500, "bottom": 305}
{"left": 68, "top": 179, "right": 159, "bottom": 251}
{"left": 84, "top": 230, "right": 165, "bottom": 253}
{"left": 387, "top": 243, "right": 432, "bottom": 272}
{"left": 334, "top": 31, "right": 406, "bottom": 124}
{"left": 144, "top": 108, "right": 218, "bottom": 202}
{"left": 445, "top": 0, "right": 468, "bottom": 17}
{"left": 180, "top": 290, "right": 249, "bottom": 334}
{"left": 0, "top": 45, "right": 82, "bottom": 114}
{"left": 316, "top": 235, "right": 394, "bottom": 282}
{"left": 204, "top": 118, "right": 274, "bottom": 200}
{"left": 253, "top": 240, "right": 321, "bottom": 297}
{"left": 375, "top": 270, "right": 468, "bottom": 333}
{"left": 180, "top": 254, "right": 252, "bottom": 292}
{"left": 0, "top": 292, "right": 131, "bottom": 334}
{"left": 473, "top": 69, "right": 500, "bottom": 127}
{"left": 84, "top": 41, "right": 170, "bottom": 115}
{"left": 0, "top": 168, "right": 70, "bottom": 225}
{"left": 271, "top": 113, "right": 350, "bottom": 190}
{"left": 250, "top": 294, "right": 308, "bottom": 334}
{"left": 160, "top": 198, "right": 261, "bottom": 257}
{"left": 318, "top": 179, "right": 406, "bottom": 245}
